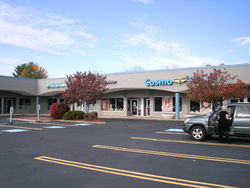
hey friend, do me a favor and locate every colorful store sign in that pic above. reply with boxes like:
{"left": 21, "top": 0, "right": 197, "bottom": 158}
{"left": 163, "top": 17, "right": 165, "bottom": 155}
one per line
{"left": 45, "top": 82, "right": 66, "bottom": 89}
{"left": 144, "top": 76, "right": 192, "bottom": 86}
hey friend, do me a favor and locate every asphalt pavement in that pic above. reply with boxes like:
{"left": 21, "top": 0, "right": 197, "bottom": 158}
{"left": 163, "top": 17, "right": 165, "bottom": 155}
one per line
{"left": 0, "top": 117, "right": 250, "bottom": 188}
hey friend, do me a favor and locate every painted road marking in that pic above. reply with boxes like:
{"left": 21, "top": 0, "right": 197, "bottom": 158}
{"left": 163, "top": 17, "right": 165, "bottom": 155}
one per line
{"left": 164, "top": 128, "right": 184, "bottom": 132}
{"left": 23, "top": 121, "right": 79, "bottom": 127}
{"left": 131, "top": 137, "right": 250, "bottom": 148}
{"left": 74, "top": 123, "right": 92, "bottom": 126}
{"left": 156, "top": 131, "right": 187, "bottom": 135}
{"left": 34, "top": 156, "right": 236, "bottom": 188}
{"left": 43, "top": 126, "right": 66, "bottom": 129}
{"left": 1, "top": 129, "right": 29, "bottom": 133}
{"left": 0, "top": 124, "right": 42, "bottom": 131}
{"left": 92, "top": 145, "right": 250, "bottom": 165}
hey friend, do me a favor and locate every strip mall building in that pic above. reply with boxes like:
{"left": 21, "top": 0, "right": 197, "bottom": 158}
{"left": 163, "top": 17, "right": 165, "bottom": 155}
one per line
{"left": 0, "top": 64, "right": 250, "bottom": 119}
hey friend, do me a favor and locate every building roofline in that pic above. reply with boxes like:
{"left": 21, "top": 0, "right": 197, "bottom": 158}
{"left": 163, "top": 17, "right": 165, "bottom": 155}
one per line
{"left": 103, "top": 63, "right": 250, "bottom": 76}
{"left": 0, "top": 75, "right": 38, "bottom": 81}
{"left": 1, "top": 63, "right": 250, "bottom": 79}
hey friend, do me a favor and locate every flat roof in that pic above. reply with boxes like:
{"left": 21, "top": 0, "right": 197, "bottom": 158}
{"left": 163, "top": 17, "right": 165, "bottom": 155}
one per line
{"left": 1, "top": 63, "right": 250, "bottom": 80}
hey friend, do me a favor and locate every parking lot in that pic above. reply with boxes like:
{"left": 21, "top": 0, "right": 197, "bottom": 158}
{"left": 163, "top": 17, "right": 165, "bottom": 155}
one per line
{"left": 0, "top": 117, "right": 250, "bottom": 188}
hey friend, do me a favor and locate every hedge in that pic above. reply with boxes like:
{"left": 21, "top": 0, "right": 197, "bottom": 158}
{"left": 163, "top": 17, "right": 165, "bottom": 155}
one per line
{"left": 50, "top": 103, "right": 69, "bottom": 119}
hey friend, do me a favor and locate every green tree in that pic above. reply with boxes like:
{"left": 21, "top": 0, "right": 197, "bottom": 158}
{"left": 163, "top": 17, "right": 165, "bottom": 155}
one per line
{"left": 13, "top": 62, "right": 48, "bottom": 79}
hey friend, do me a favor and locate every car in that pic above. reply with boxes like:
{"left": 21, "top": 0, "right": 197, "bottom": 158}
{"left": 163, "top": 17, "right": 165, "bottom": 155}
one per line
{"left": 183, "top": 103, "right": 250, "bottom": 141}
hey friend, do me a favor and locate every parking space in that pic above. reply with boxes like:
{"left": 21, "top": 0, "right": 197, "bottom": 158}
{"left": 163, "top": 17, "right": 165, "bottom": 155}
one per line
{"left": 0, "top": 118, "right": 250, "bottom": 188}
{"left": 0, "top": 117, "right": 105, "bottom": 135}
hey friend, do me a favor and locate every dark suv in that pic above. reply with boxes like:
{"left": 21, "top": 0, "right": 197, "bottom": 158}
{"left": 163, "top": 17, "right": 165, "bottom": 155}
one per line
{"left": 183, "top": 103, "right": 250, "bottom": 141}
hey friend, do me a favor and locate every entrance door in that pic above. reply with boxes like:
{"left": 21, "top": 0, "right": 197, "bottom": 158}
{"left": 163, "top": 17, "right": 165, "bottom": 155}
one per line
{"left": 4, "top": 98, "right": 16, "bottom": 113}
{"left": 131, "top": 99, "right": 138, "bottom": 116}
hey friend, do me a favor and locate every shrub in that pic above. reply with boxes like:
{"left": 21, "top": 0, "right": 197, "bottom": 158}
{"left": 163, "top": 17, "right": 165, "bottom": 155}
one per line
{"left": 50, "top": 103, "right": 69, "bottom": 119}
{"left": 63, "top": 111, "right": 84, "bottom": 120}
{"left": 83, "top": 112, "right": 98, "bottom": 120}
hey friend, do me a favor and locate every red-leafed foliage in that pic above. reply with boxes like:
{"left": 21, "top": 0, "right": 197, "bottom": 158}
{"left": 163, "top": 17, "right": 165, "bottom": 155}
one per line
{"left": 50, "top": 102, "right": 70, "bottom": 119}
{"left": 187, "top": 68, "right": 249, "bottom": 104}
{"left": 62, "top": 71, "right": 108, "bottom": 105}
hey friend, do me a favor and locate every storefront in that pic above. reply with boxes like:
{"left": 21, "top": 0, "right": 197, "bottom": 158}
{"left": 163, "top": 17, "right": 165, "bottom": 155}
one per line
{"left": 1, "top": 64, "right": 250, "bottom": 119}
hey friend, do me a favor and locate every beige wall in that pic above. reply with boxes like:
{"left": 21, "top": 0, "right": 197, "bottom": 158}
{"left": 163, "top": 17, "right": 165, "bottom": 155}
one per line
{"left": 1, "top": 64, "right": 250, "bottom": 116}
{"left": 1, "top": 64, "right": 250, "bottom": 96}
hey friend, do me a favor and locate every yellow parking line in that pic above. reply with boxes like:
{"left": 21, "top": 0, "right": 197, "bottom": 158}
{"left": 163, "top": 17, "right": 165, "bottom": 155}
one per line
{"left": 131, "top": 137, "right": 250, "bottom": 148}
{"left": 0, "top": 124, "right": 42, "bottom": 131}
{"left": 156, "top": 131, "right": 187, "bottom": 135}
{"left": 92, "top": 145, "right": 250, "bottom": 165}
{"left": 34, "top": 156, "right": 236, "bottom": 188}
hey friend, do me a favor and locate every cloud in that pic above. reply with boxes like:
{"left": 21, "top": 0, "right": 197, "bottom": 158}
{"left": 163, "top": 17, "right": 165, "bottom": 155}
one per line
{"left": 132, "top": 0, "right": 154, "bottom": 5}
{"left": 0, "top": 2, "right": 97, "bottom": 54}
{"left": 121, "top": 22, "right": 189, "bottom": 55}
{"left": 118, "top": 21, "right": 224, "bottom": 71}
{"left": 155, "top": 56, "right": 220, "bottom": 68}
{"left": 0, "top": 57, "right": 22, "bottom": 64}
{"left": 122, "top": 33, "right": 188, "bottom": 54}
{"left": 233, "top": 37, "right": 250, "bottom": 46}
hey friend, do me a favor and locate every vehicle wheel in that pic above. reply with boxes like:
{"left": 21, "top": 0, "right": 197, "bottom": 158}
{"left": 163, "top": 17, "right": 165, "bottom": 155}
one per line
{"left": 190, "top": 126, "right": 206, "bottom": 141}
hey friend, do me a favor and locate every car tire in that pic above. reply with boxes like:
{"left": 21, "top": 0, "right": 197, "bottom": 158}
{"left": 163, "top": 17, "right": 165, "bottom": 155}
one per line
{"left": 190, "top": 126, "right": 206, "bottom": 141}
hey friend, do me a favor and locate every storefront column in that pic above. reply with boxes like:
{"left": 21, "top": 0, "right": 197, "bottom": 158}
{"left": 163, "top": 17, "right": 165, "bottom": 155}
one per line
{"left": 36, "top": 96, "right": 40, "bottom": 116}
{"left": 141, "top": 98, "right": 144, "bottom": 116}
{"left": 16, "top": 97, "right": 19, "bottom": 114}
{"left": 124, "top": 97, "right": 128, "bottom": 116}
{"left": 1, "top": 97, "right": 4, "bottom": 114}
{"left": 175, "top": 93, "right": 180, "bottom": 120}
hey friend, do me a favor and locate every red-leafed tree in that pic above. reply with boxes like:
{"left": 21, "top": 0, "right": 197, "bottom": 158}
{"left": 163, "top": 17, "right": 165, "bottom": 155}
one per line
{"left": 187, "top": 68, "right": 249, "bottom": 106}
{"left": 62, "top": 71, "right": 108, "bottom": 112}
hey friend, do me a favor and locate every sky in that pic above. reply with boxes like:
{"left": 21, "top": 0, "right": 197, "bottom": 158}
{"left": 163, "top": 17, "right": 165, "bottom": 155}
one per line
{"left": 0, "top": 0, "right": 250, "bottom": 78}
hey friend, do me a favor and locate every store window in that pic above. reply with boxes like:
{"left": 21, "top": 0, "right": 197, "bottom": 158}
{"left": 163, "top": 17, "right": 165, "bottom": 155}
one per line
{"left": 173, "top": 97, "right": 182, "bottom": 112}
{"left": 154, "top": 97, "right": 182, "bottom": 112}
{"left": 154, "top": 97, "right": 163, "bottom": 112}
{"left": 19, "top": 98, "right": 31, "bottom": 109}
{"left": 4, "top": 98, "right": 16, "bottom": 113}
{"left": 230, "top": 98, "right": 244, "bottom": 103}
{"left": 89, "top": 101, "right": 96, "bottom": 110}
{"left": 190, "top": 101, "right": 200, "bottom": 112}
{"left": 0, "top": 97, "right": 2, "bottom": 113}
{"left": 190, "top": 101, "right": 212, "bottom": 113}
{"left": 48, "top": 98, "right": 57, "bottom": 110}
{"left": 102, "top": 98, "right": 124, "bottom": 111}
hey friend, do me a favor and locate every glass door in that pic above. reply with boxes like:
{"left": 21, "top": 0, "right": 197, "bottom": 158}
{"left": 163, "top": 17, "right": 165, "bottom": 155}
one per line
{"left": 131, "top": 99, "right": 138, "bottom": 116}
{"left": 4, "top": 98, "right": 16, "bottom": 113}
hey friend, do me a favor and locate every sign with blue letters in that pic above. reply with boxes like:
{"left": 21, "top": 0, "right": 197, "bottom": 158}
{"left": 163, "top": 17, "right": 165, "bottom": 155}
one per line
{"left": 144, "top": 76, "right": 193, "bottom": 86}
{"left": 45, "top": 82, "right": 66, "bottom": 89}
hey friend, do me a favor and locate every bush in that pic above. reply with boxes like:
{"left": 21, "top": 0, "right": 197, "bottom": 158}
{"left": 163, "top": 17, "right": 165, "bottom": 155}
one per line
{"left": 50, "top": 103, "right": 70, "bottom": 119}
{"left": 83, "top": 112, "right": 98, "bottom": 120}
{"left": 63, "top": 111, "right": 84, "bottom": 120}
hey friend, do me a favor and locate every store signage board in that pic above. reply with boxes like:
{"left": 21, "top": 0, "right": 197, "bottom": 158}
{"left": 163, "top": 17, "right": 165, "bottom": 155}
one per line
{"left": 45, "top": 82, "right": 66, "bottom": 89}
{"left": 45, "top": 80, "right": 117, "bottom": 89}
{"left": 144, "top": 76, "right": 193, "bottom": 86}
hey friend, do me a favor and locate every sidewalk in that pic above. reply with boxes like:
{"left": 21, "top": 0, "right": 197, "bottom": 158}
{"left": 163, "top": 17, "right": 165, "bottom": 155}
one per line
{"left": 99, "top": 116, "right": 184, "bottom": 122}
{"left": 2, "top": 114, "right": 184, "bottom": 122}
{"left": 12, "top": 116, "right": 106, "bottom": 124}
